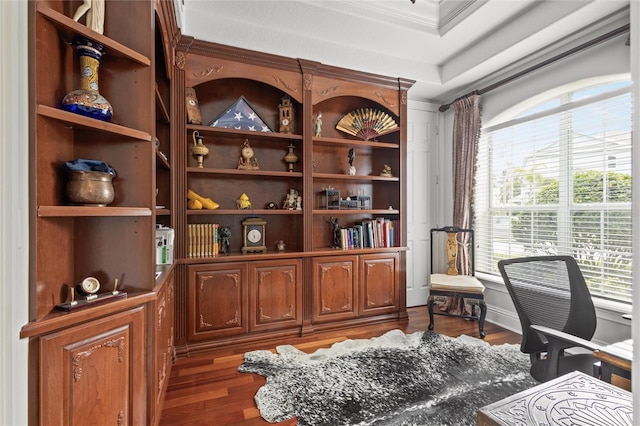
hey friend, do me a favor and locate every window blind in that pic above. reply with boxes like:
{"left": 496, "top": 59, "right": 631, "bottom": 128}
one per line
{"left": 475, "top": 82, "right": 632, "bottom": 302}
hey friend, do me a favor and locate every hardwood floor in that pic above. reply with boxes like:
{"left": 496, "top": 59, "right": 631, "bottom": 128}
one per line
{"left": 159, "top": 307, "right": 522, "bottom": 425}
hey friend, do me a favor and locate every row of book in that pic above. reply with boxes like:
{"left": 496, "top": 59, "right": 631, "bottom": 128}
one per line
{"left": 339, "top": 218, "right": 399, "bottom": 249}
{"left": 187, "top": 223, "right": 220, "bottom": 258}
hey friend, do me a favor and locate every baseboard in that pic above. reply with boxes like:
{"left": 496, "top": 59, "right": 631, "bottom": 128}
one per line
{"left": 484, "top": 305, "right": 522, "bottom": 336}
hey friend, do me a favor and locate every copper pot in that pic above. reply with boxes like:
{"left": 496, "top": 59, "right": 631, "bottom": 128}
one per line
{"left": 66, "top": 171, "right": 115, "bottom": 206}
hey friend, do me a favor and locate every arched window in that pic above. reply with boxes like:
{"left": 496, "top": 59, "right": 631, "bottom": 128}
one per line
{"left": 475, "top": 76, "right": 632, "bottom": 303}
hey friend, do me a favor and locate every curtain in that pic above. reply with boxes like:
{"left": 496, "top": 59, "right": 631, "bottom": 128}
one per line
{"left": 439, "top": 93, "right": 482, "bottom": 315}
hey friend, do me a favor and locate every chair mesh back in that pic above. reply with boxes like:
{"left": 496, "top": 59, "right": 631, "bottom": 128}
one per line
{"left": 498, "top": 256, "right": 596, "bottom": 354}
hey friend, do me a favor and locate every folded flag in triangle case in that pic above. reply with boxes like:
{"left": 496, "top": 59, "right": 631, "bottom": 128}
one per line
{"left": 209, "top": 96, "right": 273, "bottom": 132}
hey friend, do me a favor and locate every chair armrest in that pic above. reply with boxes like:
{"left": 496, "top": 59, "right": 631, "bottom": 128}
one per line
{"left": 530, "top": 325, "right": 602, "bottom": 352}
{"left": 531, "top": 325, "right": 602, "bottom": 381}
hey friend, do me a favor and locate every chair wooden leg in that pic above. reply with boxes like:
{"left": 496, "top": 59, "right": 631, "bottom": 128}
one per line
{"left": 427, "top": 295, "right": 435, "bottom": 330}
{"left": 479, "top": 299, "right": 487, "bottom": 338}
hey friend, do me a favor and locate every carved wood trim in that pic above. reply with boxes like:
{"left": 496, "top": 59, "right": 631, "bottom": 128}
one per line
{"left": 192, "top": 65, "right": 223, "bottom": 78}
{"left": 282, "top": 270, "right": 294, "bottom": 284}
{"left": 199, "top": 315, "right": 213, "bottom": 328}
{"left": 375, "top": 91, "right": 396, "bottom": 108}
{"left": 273, "top": 74, "right": 298, "bottom": 93}
{"left": 225, "top": 311, "right": 239, "bottom": 325}
{"left": 175, "top": 51, "right": 185, "bottom": 69}
{"left": 73, "top": 337, "right": 125, "bottom": 382}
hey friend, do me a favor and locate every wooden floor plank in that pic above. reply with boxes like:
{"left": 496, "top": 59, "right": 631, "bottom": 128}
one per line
{"left": 159, "top": 306, "right": 522, "bottom": 425}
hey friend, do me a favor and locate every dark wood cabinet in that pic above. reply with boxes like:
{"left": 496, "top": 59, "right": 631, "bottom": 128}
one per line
{"left": 360, "top": 253, "right": 399, "bottom": 316}
{"left": 249, "top": 259, "right": 303, "bottom": 331}
{"left": 312, "top": 256, "right": 359, "bottom": 323}
{"left": 188, "top": 262, "right": 248, "bottom": 340}
{"left": 39, "top": 306, "right": 146, "bottom": 425}
{"left": 152, "top": 267, "right": 175, "bottom": 424}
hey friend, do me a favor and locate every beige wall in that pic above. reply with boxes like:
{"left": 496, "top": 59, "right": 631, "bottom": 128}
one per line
{"left": 0, "top": 1, "right": 29, "bottom": 425}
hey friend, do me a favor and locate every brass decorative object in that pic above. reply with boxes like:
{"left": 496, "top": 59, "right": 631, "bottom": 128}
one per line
{"left": 191, "top": 131, "right": 209, "bottom": 168}
{"left": 336, "top": 108, "right": 398, "bottom": 140}
{"left": 284, "top": 143, "right": 298, "bottom": 172}
{"left": 380, "top": 165, "right": 393, "bottom": 177}
{"left": 237, "top": 139, "right": 259, "bottom": 170}
{"left": 66, "top": 171, "right": 114, "bottom": 206}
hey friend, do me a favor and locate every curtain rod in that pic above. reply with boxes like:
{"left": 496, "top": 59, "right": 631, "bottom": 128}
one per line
{"left": 439, "top": 23, "right": 631, "bottom": 112}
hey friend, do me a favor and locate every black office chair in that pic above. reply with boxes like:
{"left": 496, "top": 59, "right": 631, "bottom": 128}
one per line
{"left": 498, "top": 255, "right": 602, "bottom": 382}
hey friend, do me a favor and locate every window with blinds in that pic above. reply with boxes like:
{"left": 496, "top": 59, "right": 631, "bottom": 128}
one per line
{"left": 475, "top": 79, "right": 632, "bottom": 303}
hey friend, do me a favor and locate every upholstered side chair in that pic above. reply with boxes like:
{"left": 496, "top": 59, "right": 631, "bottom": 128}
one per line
{"left": 428, "top": 226, "right": 486, "bottom": 338}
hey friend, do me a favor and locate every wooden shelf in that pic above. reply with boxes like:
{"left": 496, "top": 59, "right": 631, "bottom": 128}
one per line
{"left": 155, "top": 208, "right": 171, "bottom": 216}
{"left": 313, "top": 172, "right": 400, "bottom": 182}
{"left": 187, "top": 167, "right": 303, "bottom": 178}
{"left": 37, "top": 105, "right": 152, "bottom": 141}
{"left": 312, "top": 209, "right": 400, "bottom": 215}
{"left": 36, "top": 3, "right": 151, "bottom": 66}
{"left": 313, "top": 136, "right": 399, "bottom": 149}
{"left": 156, "top": 150, "right": 170, "bottom": 169}
{"left": 180, "top": 246, "right": 408, "bottom": 264}
{"left": 155, "top": 84, "right": 170, "bottom": 123}
{"left": 186, "top": 124, "right": 303, "bottom": 142}
{"left": 20, "top": 289, "right": 155, "bottom": 339}
{"left": 38, "top": 205, "right": 152, "bottom": 217}
{"left": 187, "top": 209, "right": 303, "bottom": 216}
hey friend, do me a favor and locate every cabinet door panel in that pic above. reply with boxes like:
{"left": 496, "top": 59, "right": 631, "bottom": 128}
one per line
{"left": 250, "top": 259, "right": 302, "bottom": 331}
{"left": 188, "top": 263, "right": 248, "bottom": 340}
{"left": 313, "top": 256, "right": 358, "bottom": 323}
{"left": 40, "top": 307, "right": 146, "bottom": 426}
{"left": 154, "top": 269, "right": 175, "bottom": 422}
{"left": 360, "top": 253, "right": 399, "bottom": 315}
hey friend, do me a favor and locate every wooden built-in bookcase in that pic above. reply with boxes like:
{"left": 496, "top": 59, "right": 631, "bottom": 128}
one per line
{"left": 21, "top": 1, "right": 178, "bottom": 424}
{"left": 22, "top": 0, "right": 413, "bottom": 420}
{"left": 172, "top": 39, "right": 414, "bottom": 354}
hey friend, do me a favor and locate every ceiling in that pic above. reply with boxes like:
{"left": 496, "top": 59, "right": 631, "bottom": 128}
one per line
{"left": 179, "top": 0, "right": 630, "bottom": 104}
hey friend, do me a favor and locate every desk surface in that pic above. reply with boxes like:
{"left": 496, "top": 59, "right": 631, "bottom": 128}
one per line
{"left": 594, "top": 338, "right": 632, "bottom": 371}
{"left": 477, "top": 371, "right": 633, "bottom": 426}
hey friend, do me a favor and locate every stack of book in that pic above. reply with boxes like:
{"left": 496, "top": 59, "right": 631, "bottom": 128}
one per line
{"left": 340, "top": 218, "right": 400, "bottom": 249}
{"left": 187, "top": 223, "right": 220, "bottom": 258}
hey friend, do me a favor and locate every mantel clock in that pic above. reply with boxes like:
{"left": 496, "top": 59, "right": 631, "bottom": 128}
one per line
{"left": 242, "top": 217, "right": 267, "bottom": 253}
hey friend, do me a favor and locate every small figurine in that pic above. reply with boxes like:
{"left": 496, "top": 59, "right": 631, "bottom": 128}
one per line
{"left": 237, "top": 193, "right": 252, "bottom": 210}
{"left": 380, "top": 165, "right": 393, "bottom": 177}
{"left": 219, "top": 226, "right": 231, "bottom": 254}
{"left": 276, "top": 240, "right": 286, "bottom": 252}
{"left": 329, "top": 216, "right": 340, "bottom": 248}
{"left": 314, "top": 112, "right": 323, "bottom": 137}
{"left": 348, "top": 148, "right": 356, "bottom": 175}
{"left": 296, "top": 195, "right": 302, "bottom": 210}
{"left": 72, "top": 0, "right": 105, "bottom": 34}
{"left": 283, "top": 189, "right": 298, "bottom": 210}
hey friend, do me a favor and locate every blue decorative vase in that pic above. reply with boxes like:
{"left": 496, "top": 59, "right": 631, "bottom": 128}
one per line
{"left": 61, "top": 39, "right": 113, "bottom": 121}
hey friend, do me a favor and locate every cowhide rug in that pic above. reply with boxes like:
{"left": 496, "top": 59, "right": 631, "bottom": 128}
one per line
{"left": 239, "top": 329, "right": 538, "bottom": 426}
